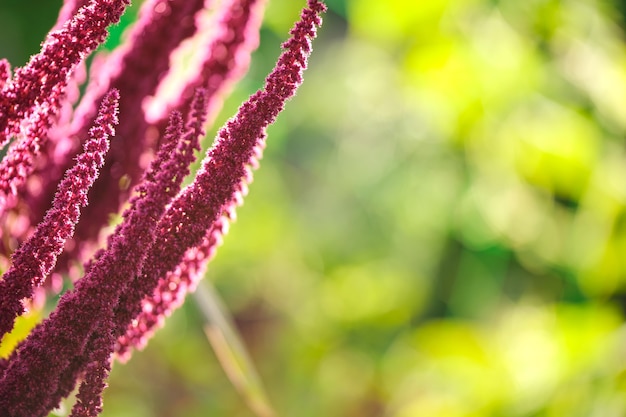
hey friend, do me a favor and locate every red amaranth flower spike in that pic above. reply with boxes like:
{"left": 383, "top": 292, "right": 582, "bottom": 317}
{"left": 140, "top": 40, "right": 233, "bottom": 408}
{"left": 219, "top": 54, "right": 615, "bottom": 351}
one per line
{"left": 69, "top": 321, "right": 114, "bottom": 417}
{"left": 0, "top": 88, "right": 207, "bottom": 417}
{"left": 22, "top": 0, "right": 208, "bottom": 278}
{"left": 43, "top": 110, "right": 193, "bottom": 417}
{"left": 84, "top": 89, "right": 204, "bottom": 275}
{"left": 149, "top": 0, "right": 267, "bottom": 127}
{"left": 116, "top": 158, "right": 254, "bottom": 358}
{"left": 67, "top": 0, "right": 262, "bottom": 273}
{"left": 113, "top": 89, "right": 208, "bottom": 354}
{"left": 0, "top": 1, "right": 326, "bottom": 414}
{"left": 0, "top": 89, "right": 119, "bottom": 339}
{"left": 64, "top": 92, "right": 208, "bottom": 415}
{"left": 0, "top": 0, "right": 130, "bottom": 149}
{"left": 115, "top": 0, "right": 326, "bottom": 358}
{"left": 68, "top": 91, "right": 209, "bottom": 414}
{"left": 0, "top": 84, "right": 67, "bottom": 208}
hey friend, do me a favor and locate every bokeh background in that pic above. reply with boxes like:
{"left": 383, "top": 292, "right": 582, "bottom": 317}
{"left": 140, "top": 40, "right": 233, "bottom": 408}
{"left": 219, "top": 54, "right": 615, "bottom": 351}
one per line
{"left": 3, "top": 0, "right": 626, "bottom": 416}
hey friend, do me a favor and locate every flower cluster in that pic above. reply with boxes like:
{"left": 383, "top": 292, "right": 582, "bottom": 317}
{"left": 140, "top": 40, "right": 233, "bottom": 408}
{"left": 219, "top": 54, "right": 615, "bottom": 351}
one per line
{"left": 0, "top": 0, "right": 325, "bottom": 415}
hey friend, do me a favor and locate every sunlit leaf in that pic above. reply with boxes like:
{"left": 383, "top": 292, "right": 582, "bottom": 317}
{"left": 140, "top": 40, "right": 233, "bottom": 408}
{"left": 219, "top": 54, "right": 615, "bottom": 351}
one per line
{"left": 0, "top": 308, "right": 41, "bottom": 359}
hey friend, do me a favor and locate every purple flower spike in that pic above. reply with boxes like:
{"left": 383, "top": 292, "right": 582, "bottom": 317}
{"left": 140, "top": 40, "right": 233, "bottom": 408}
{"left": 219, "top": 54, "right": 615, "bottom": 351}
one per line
{"left": 112, "top": 90, "right": 209, "bottom": 352}
{"left": 0, "top": 0, "right": 131, "bottom": 218}
{"left": 73, "top": 92, "right": 209, "bottom": 409}
{"left": 0, "top": 88, "right": 207, "bottom": 417}
{"left": 0, "top": 86, "right": 65, "bottom": 208}
{"left": 69, "top": 319, "right": 114, "bottom": 417}
{"left": 149, "top": 0, "right": 267, "bottom": 127}
{"left": 0, "top": 0, "right": 130, "bottom": 148}
{"left": 115, "top": 0, "right": 326, "bottom": 358}
{"left": 24, "top": 0, "right": 208, "bottom": 278}
{"left": 69, "top": 94, "right": 207, "bottom": 415}
{"left": 0, "top": 0, "right": 326, "bottom": 413}
{"left": 117, "top": 161, "right": 254, "bottom": 358}
{"left": 0, "top": 89, "right": 119, "bottom": 339}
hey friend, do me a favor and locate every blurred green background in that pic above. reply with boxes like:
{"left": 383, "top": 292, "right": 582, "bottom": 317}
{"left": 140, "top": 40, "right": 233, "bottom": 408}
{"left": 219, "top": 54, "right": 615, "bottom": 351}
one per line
{"left": 3, "top": 0, "right": 626, "bottom": 416}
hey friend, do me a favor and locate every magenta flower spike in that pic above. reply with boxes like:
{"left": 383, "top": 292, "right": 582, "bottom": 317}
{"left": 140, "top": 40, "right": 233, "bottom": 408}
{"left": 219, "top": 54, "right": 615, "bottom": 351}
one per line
{"left": 18, "top": 0, "right": 221, "bottom": 280}
{"left": 0, "top": 0, "right": 326, "bottom": 415}
{"left": 42, "top": 112, "right": 188, "bottom": 417}
{"left": 69, "top": 327, "right": 114, "bottom": 417}
{"left": 3, "top": 0, "right": 270, "bottom": 282}
{"left": 0, "top": 89, "right": 119, "bottom": 339}
{"left": 66, "top": 92, "right": 208, "bottom": 415}
{"left": 24, "top": 0, "right": 207, "bottom": 263}
{"left": 149, "top": 0, "right": 268, "bottom": 127}
{"left": 0, "top": 0, "right": 130, "bottom": 149}
{"left": 71, "top": 91, "right": 208, "bottom": 416}
{"left": 0, "top": 85, "right": 66, "bottom": 207}
{"left": 115, "top": 0, "right": 327, "bottom": 357}
{"left": 0, "top": 88, "right": 207, "bottom": 417}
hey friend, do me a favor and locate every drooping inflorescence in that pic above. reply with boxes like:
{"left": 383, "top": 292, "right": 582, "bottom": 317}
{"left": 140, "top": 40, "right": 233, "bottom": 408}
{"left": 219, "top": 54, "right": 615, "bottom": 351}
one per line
{"left": 0, "top": 0, "right": 325, "bottom": 416}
